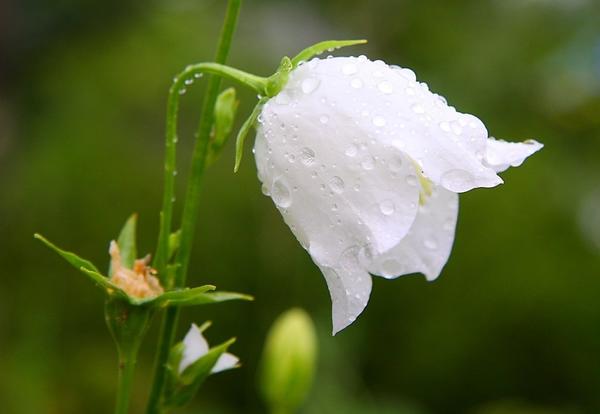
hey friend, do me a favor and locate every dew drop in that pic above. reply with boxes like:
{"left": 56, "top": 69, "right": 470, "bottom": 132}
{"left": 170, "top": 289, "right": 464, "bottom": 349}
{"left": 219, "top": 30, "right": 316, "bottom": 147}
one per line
{"left": 329, "top": 176, "right": 345, "bottom": 193}
{"left": 319, "top": 115, "right": 329, "bottom": 124}
{"left": 388, "top": 155, "right": 403, "bottom": 172}
{"left": 272, "top": 178, "right": 292, "bottom": 208}
{"left": 345, "top": 145, "right": 358, "bottom": 157}
{"left": 184, "top": 78, "right": 194, "bottom": 86}
{"left": 342, "top": 63, "right": 358, "bottom": 75}
{"left": 361, "top": 156, "right": 375, "bottom": 170}
{"left": 411, "top": 103, "right": 425, "bottom": 114}
{"left": 399, "top": 68, "right": 417, "bottom": 82}
{"left": 178, "top": 88, "right": 187, "bottom": 95}
{"left": 381, "top": 259, "right": 403, "bottom": 277}
{"left": 372, "top": 116, "right": 386, "bottom": 127}
{"left": 406, "top": 175, "right": 418, "bottom": 186}
{"left": 301, "top": 78, "right": 320, "bottom": 94}
{"left": 440, "top": 169, "right": 475, "bottom": 192}
{"left": 261, "top": 183, "right": 270, "bottom": 196}
{"left": 379, "top": 200, "right": 395, "bottom": 215}
{"left": 331, "top": 203, "right": 338, "bottom": 211}
{"left": 351, "top": 78, "right": 363, "bottom": 89}
{"left": 300, "top": 147, "right": 316, "bottom": 166}
{"left": 424, "top": 239, "right": 437, "bottom": 250}
{"left": 377, "top": 81, "right": 393, "bottom": 94}
{"left": 443, "top": 219, "right": 455, "bottom": 232}
{"left": 193, "top": 73, "right": 203, "bottom": 79}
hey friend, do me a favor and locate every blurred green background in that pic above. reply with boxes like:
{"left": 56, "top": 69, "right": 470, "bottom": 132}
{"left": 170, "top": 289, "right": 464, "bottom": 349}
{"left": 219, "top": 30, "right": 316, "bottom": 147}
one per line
{"left": 1, "top": 0, "right": 599, "bottom": 413}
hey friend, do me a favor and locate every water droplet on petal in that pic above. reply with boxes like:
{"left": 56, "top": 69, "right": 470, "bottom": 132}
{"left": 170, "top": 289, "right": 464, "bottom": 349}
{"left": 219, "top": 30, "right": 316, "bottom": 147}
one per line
{"left": 345, "top": 145, "right": 358, "bottom": 157}
{"left": 379, "top": 200, "right": 395, "bottom": 215}
{"left": 424, "top": 239, "right": 437, "bottom": 250}
{"left": 261, "top": 183, "right": 270, "bottom": 196}
{"left": 440, "top": 169, "right": 475, "bottom": 192}
{"left": 329, "top": 176, "right": 345, "bottom": 193}
{"left": 302, "top": 78, "right": 320, "bottom": 94}
{"left": 381, "top": 259, "right": 403, "bottom": 277}
{"left": 372, "top": 116, "right": 386, "bottom": 127}
{"left": 439, "top": 121, "right": 451, "bottom": 132}
{"left": 361, "top": 156, "right": 375, "bottom": 170}
{"left": 411, "top": 103, "right": 425, "bottom": 114}
{"left": 377, "top": 81, "right": 393, "bottom": 94}
{"left": 351, "top": 78, "right": 363, "bottom": 89}
{"left": 443, "top": 219, "right": 455, "bottom": 231}
{"left": 399, "top": 68, "right": 417, "bottom": 82}
{"left": 388, "top": 155, "right": 403, "bottom": 172}
{"left": 319, "top": 115, "right": 329, "bottom": 124}
{"left": 300, "top": 147, "right": 316, "bottom": 166}
{"left": 342, "top": 63, "right": 358, "bottom": 75}
{"left": 272, "top": 178, "right": 292, "bottom": 208}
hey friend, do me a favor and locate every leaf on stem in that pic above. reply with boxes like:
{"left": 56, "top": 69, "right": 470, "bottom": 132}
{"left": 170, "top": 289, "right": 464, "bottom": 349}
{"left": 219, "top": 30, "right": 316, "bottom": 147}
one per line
{"left": 234, "top": 98, "right": 268, "bottom": 172}
{"left": 291, "top": 39, "right": 367, "bottom": 67}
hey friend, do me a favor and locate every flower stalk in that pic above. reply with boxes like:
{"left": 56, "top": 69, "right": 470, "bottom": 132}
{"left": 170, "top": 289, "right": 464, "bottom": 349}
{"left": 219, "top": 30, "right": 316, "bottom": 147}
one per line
{"left": 147, "top": 1, "right": 244, "bottom": 412}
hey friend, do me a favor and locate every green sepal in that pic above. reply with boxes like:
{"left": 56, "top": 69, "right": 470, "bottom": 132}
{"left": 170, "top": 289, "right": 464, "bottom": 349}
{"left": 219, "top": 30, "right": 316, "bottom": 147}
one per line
{"left": 105, "top": 297, "right": 152, "bottom": 357}
{"left": 264, "top": 57, "right": 293, "bottom": 97}
{"left": 112, "top": 213, "right": 138, "bottom": 275}
{"left": 34, "top": 234, "right": 122, "bottom": 296}
{"left": 207, "top": 88, "right": 239, "bottom": 166}
{"left": 155, "top": 288, "right": 253, "bottom": 308}
{"left": 35, "top": 233, "right": 100, "bottom": 273}
{"left": 163, "top": 337, "right": 237, "bottom": 408}
{"left": 234, "top": 97, "right": 268, "bottom": 172}
{"left": 291, "top": 39, "right": 367, "bottom": 68}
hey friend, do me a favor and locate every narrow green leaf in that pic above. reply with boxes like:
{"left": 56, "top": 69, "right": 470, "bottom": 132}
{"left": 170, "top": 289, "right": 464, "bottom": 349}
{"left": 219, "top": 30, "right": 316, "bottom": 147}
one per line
{"left": 291, "top": 39, "right": 367, "bottom": 67}
{"left": 157, "top": 289, "right": 253, "bottom": 308}
{"left": 234, "top": 98, "right": 267, "bottom": 172}
{"left": 79, "top": 268, "right": 129, "bottom": 299}
{"left": 34, "top": 233, "right": 101, "bottom": 273}
{"left": 116, "top": 214, "right": 138, "bottom": 271}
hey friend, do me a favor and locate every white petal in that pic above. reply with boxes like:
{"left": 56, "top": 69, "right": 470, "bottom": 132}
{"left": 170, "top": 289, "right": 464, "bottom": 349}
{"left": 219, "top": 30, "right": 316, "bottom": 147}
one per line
{"left": 179, "top": 324, "right": 209, "bottom": 374}
{"left": 484, "top": 138, "right": 543, "bottom": 173}
{"left": 270, "top": 57, "right": 505, "bottom": 193}
{"left": 319, "top": 264, "right": 372, "bottom": 335}
{"left": 255, "top": 59, "right": 427, "bottom": 333}
{"left": 369, "top": 186, "right": 458, "bottom": 281}
{"left": 211, "top": 352, "right": 239, "bottom": 374}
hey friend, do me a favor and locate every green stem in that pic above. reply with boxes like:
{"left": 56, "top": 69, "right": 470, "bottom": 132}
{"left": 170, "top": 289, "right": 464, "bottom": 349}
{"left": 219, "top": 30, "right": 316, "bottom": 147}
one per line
{"left": 115, "top": 350, "right": 138, "bottom": 414}
{"left": 154, "top": 63, "right": 265, "bottom": 279}
{"left": 147, "top": 1, "right": 243, "bottom": 412}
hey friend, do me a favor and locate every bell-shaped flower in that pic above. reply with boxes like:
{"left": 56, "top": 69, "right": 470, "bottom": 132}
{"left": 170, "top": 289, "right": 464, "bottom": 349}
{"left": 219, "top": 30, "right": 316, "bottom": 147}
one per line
{"left": 179, "top": 323, "right": 239, "bottom": 374}
{"left": 253, "top": 55, "right": 542, "bottom": 334}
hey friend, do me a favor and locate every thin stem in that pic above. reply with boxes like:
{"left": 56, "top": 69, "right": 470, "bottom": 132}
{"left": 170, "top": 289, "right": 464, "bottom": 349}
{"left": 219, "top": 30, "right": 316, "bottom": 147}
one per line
{"left": 147, "top": 1, "right": 243, "bottom": 412}
{"left": 154, "top": 61, "right": 265, "bottom": 280}
{"left": 115, "top": 350, "right": 138, "bottom": 414}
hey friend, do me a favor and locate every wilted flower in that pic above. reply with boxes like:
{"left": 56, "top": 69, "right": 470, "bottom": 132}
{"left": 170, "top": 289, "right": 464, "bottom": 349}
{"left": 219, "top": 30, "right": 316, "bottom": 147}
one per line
{"left": 253, "top": 56, "right": 542, "bottom": 334}
{"left": 179, "top": 323, "right": 239, "bottom": 374}
{"left": 109, "top": 241, "right": 164, "bottom": 299}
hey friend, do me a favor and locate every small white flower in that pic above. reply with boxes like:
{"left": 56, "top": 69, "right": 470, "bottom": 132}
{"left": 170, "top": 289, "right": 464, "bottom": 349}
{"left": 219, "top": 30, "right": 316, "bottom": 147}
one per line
{"left": 179, "top": 324, "right": 239, "bottom": 374}
{"left": 254, "top": 56, "right": 542, "bottom": 334}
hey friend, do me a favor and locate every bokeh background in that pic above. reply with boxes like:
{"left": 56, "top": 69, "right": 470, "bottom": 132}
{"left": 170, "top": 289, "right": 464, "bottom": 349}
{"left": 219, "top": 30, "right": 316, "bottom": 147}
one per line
{"left": 1, "top": 0, "right": 600, "bottom": 413}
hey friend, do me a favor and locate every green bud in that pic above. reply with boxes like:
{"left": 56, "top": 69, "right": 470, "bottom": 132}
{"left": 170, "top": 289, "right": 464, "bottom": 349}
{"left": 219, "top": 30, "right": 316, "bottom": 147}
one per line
{"left": 259, "top": 308, "right": 317, "bottom": 414}
{"left": 207, "top": 87, "right": 239, "bottom": 165}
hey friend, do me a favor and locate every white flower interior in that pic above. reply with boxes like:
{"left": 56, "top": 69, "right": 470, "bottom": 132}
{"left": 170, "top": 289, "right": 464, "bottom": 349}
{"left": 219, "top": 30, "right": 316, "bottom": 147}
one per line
{"left": 253, "top": 56, "right": 542, "bottom": 334}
